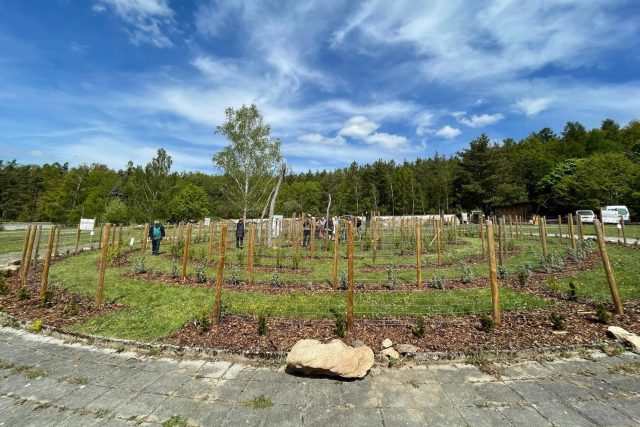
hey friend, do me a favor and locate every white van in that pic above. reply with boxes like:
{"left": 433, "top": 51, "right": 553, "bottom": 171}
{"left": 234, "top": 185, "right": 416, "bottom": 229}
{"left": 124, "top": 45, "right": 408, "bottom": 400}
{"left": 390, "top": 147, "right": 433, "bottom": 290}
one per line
{"left": 602, "top": 205, "right": 630, "bottom": 224}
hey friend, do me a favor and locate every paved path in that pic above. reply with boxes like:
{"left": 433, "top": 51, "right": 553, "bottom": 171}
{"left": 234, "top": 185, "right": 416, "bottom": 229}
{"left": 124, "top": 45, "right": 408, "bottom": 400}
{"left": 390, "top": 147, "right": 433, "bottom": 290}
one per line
{"left": 1, "top": 327, "right": 640, "bottom": 426}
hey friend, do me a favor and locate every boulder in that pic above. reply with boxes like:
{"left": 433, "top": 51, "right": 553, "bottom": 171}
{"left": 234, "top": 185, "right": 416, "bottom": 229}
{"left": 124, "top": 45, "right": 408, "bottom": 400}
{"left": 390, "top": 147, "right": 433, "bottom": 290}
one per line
{"left": 607, "top": 326, "right": 640, "bottom": 353}
{"left": 382, "top": 338, "right": 393, "bottom": 349}
{"left": 286, "top": 339, "right": 374, "bottom": 378}
{"left": 396, "top": 344, "right": 419, "bottom": 355}
{"left": 351, "top": 339, "right": 365, "bottom": 348}
{"left": 381, "top": 347, "right": 400, "bottom": 360}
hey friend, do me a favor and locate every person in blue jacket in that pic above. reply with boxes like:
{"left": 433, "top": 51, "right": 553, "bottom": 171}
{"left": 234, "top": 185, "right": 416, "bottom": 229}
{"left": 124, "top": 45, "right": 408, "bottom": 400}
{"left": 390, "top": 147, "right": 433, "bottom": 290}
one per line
{"left": 148, "top": 220, "right": 165, "bottom": 256}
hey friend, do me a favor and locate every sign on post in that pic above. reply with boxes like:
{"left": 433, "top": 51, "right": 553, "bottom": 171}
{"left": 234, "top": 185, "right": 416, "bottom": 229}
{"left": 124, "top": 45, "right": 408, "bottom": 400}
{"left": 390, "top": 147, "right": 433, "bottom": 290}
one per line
{"left": 204, "top": 217, "right": 211, "bottom": 226}
{"left": 79, "top": 218, "right": 95, "bottom": 231}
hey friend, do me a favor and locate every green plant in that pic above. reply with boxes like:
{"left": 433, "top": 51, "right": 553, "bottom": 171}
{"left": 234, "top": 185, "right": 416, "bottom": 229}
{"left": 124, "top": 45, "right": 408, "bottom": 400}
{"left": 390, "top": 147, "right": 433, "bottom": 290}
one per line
{"left": 270, "top": 271, "right": 280, "bottom": 287}
{"left": 431, "top": 275, "right": 445, "bottom": 290}
{"left": 567, "top": 282, "right": 578, "bottom": 301}
{"left": 195, "top": 310, "right": 211, "bottom": 333}
{"left": 244, "top": 395, "right": 273, "bottom": 409}
{"left": 550, "top": 312, "right": 566, "bottom": 330}
{"left": 331, "top": 309, "right": 346, "bottom": 338}
{"left": 517, "top": 264, "right": 531, "bottom": 288}
{"left": 31, "top": 319, "right": 43, "bottom": 332}
{"left": 197, "top": 247, "right": 206, "bottom": 261}
{"left": 230, "top": 267, "right": 239, "bottom": 286}
{"left": 385, "top": 266, "right": 397, "bottom": 290}
{"left": 132, "top": 255, "right": 146, "bottom": 274}
{"left": 106, "top": 245, "right": 123, "bottom": 267}
{"left": 595, "top": 303, "right": 611, "bottom": 324}
{"left": 170, "top": 261, "right": 179, "bottom": 279}
{"left": 275, "top": 249, "right": 283, "bottom": 269}
{"left": 461, "top": 264, "right": 473, "bottom": 283}
{"left": 195, "top": 263, "right": 207, "bottom": 283}
{"left": 539, "top": 253, "right": 564, "bottom": 273}
{"left": 292, "top": 252, "right": 300, "bottom": 269}
{"left": 236, "top": 250, "right": 245, "bottom": 265}
{"left": 497, "top": 265, "right": 507, "bottom": 280}
{"left": 63, "top": 298, "right": 79, "bottom": 316}
{"left": 339, "top": 270, "right": 348, "bottom": 290}
{"left": 257, "top": 313, "right": 268, "bottom": 336}
{"left": 0, "top": 272, "right": 7, "bottom": 294}
{"left": 16, "top": 286, "right": 29, "bottom": 300}
{"left": 412, "top": 316, "right": 426, "bottom": 338}
{"left": 40, "top": 289, "right": 54, "bottom": 308}
{"left": 162, "top": 415, "right": 188, "bottom": 427}
{"left": 170, "top": 239, "right": 184, "bottom": 257}
{"left": 479, "top": 314, "right": 495, "bottom": 333}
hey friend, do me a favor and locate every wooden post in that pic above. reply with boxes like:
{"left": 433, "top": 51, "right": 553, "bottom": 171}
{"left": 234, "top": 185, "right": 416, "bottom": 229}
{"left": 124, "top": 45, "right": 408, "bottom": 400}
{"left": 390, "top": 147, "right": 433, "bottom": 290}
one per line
{"left": 33, "top": 225, "right": 43, "bottom": 265}
{"left": 74, "top": 223, "right": 81, "bottom": 254}
{"left": 593, "top": 219, "right": 623, "bottom": 315}
{"left": 96, "top": 223, "right": 111, "bottom": 305}
{"left": 39, "top": 226, "right": 57, "bottom": 303}
{"left": 110, "top": 224, "right": 116, "bottom": 247}
{"left": 332, "top": 228, "right": 340, "bottom": 290}
{"left": 54, "top": 224, "right": 61, "bottom": 257}
{"left": 497, "top": 218, "right": 504, "bottom": 267}
{"left": 479, "top": 216, "right": 486, "bottom": 259}
{"left": 247, "top": 224, "right": 255, "bottom": 286}
{"left": 540, "top": 217, "right": 548, "bottom": 258}
{"left": 21, "top": 226, "right": 37, "bottom": 289}
{"left": 486, "top": 220, "right": 501, "bottom": 325}
{"left": 181, "top": 223, "right": 192, "bottom": 280}
{"left": 557, "top": 215, "right": 563, "bottom": 242}
{"left": 416, "top": 221, "right": 422, "bottom": 288}
{"left": 197, "top": 220, "right": 202, "bottom": 242}
{"left": 117, "top": 224, "right": 123, "bottom": 247}
{"left": 207, "top": 223, "right": 215, "bottom": 265}
{"left": 568, "top": 213, "right": 576, "bottom": 250}
{"left": 172, "top": 222, "right": 177, "bottom": 242}
{"left": 577, "top": 215, "right": 584, "bottom": 242}
{"left": 620, "top": 216, "right": 626, "bottom": 245}
{"left": 436, "top": 219, "right": 443, "bottom": 266}
{"left": 347, "top": 222, "right": 355, "bottom": 332}
{"left": 19, "top": 225, "right": 31, "bottom": 278}
{"left": 213, "top": 225, "right": 228, "bottom": 326}
{"left": 508, "top": 215, "right": 514, "bottom": 239}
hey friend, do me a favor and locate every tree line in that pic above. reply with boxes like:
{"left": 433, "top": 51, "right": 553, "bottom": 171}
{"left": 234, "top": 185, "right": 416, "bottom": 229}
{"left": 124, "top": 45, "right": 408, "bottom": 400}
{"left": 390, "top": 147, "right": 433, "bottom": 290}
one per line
{"left": 1, "top": 118, "right": 639, "bottom": 224}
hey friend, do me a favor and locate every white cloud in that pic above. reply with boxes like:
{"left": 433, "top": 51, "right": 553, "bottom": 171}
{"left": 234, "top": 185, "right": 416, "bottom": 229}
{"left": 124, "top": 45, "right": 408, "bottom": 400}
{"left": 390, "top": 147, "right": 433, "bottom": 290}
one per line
{"left": 93, "top": 0, "right": 175, "bottom": 48}
{"left": 298, "top": 133, "right": 345, "bottom": 146}
{"left": 413, "top": 111, "right": 434, "bottom": 136}
{"left": 435, "top": 125, "right": 461, "bottom": 139}
{"left": 516, "top": 97, "right": 554, "bottom": 116}
{"left": 365, "top": 132, "right": 407, "bottom": 149}
{"left": 454, "top": 112, "right": 504, "bottom": 128}
{"left": 338, "top": 115, "right": 379, "bottom": 139}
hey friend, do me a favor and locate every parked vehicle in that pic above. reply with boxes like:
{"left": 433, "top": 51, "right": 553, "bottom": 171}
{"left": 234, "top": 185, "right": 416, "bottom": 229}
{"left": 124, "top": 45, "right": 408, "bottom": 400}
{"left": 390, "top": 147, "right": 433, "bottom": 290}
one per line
{"left": 602, "top": 205, "right": 630, "bottom": 224}
{"left": 575, "top": 210, "right": 595, "bottom": 224}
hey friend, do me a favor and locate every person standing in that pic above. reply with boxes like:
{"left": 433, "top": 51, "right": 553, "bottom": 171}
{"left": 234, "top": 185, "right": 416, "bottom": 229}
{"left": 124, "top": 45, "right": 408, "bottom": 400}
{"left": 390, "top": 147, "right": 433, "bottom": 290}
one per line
{"left": 236, "top": 219, "right": 245, "bottom": 249}
{"left": 303, "top": 214, "right": 311, "bottom": 247}
{"left": 148, "top": 220, "right": 165, "bottom": 256}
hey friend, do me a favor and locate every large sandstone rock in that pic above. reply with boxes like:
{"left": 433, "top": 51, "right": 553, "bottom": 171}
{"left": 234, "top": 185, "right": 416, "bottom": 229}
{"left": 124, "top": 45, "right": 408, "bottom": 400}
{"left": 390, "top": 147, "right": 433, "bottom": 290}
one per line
{"left": 286, "top": 339, "right": 374, "bottom": 378}
{"left": 607, "top": 326, "right": 640, "bottom": 353}
{"left": 396, "top": 344, "right": 419, "bottom": 355}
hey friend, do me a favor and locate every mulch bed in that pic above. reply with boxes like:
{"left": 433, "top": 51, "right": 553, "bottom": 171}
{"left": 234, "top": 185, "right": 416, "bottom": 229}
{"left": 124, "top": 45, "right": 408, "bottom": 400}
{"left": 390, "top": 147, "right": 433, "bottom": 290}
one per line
{"left": 164, "top": 302, "right": 640, "bottom": 353}
{"left": 1, "top": 267, "right": 124, "bottom": 328}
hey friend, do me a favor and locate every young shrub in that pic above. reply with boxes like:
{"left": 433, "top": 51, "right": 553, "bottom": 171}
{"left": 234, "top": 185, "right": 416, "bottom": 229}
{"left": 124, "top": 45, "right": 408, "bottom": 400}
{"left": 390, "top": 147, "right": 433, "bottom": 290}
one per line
{"left": 63, "top": 298, "right": 79, "bottom": 316}
{"left": 0, "top": 272, "right": 8, "bottom": 295}
{"left": 479, "top": 314, "right": 495, "bottom": 333}
{"left": 385, "top": 266, "right": 397, "bottom": 290}
{"left": 170, "top": 261, "right": 179, "bottom": 279}
{"left": 230, "top": 267, "right": 239, "bottom": 286}
{"left": 461, "top": 264, "right": 473, "bottom": 284}
{"left": 31, "top": 319, "right": 43, "bottom": 332}
{"left": 132, "top": 255, "right": 146, "bottom": 274}
{"left": 236, "top": 250, "right": 245, "bottom": 265}
{"left": 197, "top": 247, "right": 206, "bottom": 261}
{"left": 257, "top": 313, "right": 268, "bottom": 336}
{"left": 292, "top": 253, "right": 300, "bottom": 270}
{"left": 196, "top": 310, "right": 211, "bottom": 333}
{"left": 339, "top": 270, "right": 348, "bottom": 290}
{"left": 195, "top": 263, "right": 207, "bottom": 283}
{"left": 517, "top": 264, "right": 531, "bottom": 288}
{"left": 550, "top": 312, "right": 566, "bottom": 330}
{"left": 412, "top": 316, "right": 426, "bottom": 338}
{"left": 275, "top": 249, "right": 283, "bottom": 269}
{"left": 16, "top": 286, "right": 29, "bottom": 300}
{"left": 431, "top": 275, "right": 445, "bottom": 290}
{"left": 254, "top": 248, "right": 263, "bottom": 266}
{"left": 40, "top": 289, "right": 54, "bottom": 308}
{"left": 270, "top": 271, "right": 280, "bottom": 287}
{"left": 595, "top": 303, "right": 611, "bottom": 324}
{"left": 567, "top": 282, "right": 578, "bottom": 301}
{"left": 497, "top": 265, "right": 507, "bottom": 280}
{"left": 331, "top": 309, "right": 346, "bottom": 338}
{"left": 170, "top": 239, "right": 184, "bottom": 257}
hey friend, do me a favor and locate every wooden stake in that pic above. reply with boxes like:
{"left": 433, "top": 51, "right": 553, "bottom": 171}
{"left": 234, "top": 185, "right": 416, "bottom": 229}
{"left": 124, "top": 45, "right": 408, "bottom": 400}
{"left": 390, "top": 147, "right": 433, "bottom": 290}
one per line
{"left": 593, "top": 219, "right": 623, "bottom": 315}
{"left": 541, "top": 217, "right": 548, "bottom": 258}
{"left": 19, "top": 225, "right": 31, "bottom": 278}
{"left": 347, "top": 222, "right": 355, "bottom": 332}
{"left": 172, "top": 222, "right": 177, "bottom": 242}
{"left": 577, "top": 215, "right": 584, "bottom": 242}
{"left": 213, "top": 224, "right": 228, "bottom": 326}
{"left": 181, "top": 223, "right": 192, "bottom": 280}
{"left": 33, "top": 225, "right": 43, "bottom": 265}
{"left": 207, "top": 223, "right": 215, "bottom": 265}
{"left": 557, "top": 215, "right": 563, "bottom": 242}
{"left": 497, "top": 218, "right": 504, "bottom": 267}
{"left": 620, "top": 217, "right": 626, "bottom": 245}
{"left": 39, "top": 226, "right": 56, "bottom": 303}
{"left": 486, "top": 220, "right": 501, "bottom": 325}
{"left": 54, "top": 224, "right": 61, "bottom": 257}
{"left": 416, "top": 221, "right": 422, "bottom": 288}
{"left": 74, "top": 223, "right": 81, "bottom": 254}
{"left": 96, "top": 223, "right": 111, "bottom": 305}
{"left": 568, "top": 213, "right": 576, "bottom": 250}
{"left": 21, "top": 226, "right": 37, "bottom": 289}
{"left": 117, "top": 224, "right": 123, "bottom": 247}
{"left": 436, "top": 220, "right": 443, "bottom": 266}
{"left": 110, "top": 224, "right": 116, "bottom": 247}
{"left": 479, "top": 216, "right": 486, "bottom": 259}
{"left": 332, "top": 228, "right": 340, "bottom": 290}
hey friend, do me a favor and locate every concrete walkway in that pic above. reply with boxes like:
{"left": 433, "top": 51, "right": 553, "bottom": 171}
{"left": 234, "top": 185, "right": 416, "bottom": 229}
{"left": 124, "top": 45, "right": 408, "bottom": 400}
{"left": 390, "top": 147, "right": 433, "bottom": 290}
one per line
{"left": 1, "top": 326, "right": 639, "bottom": 426}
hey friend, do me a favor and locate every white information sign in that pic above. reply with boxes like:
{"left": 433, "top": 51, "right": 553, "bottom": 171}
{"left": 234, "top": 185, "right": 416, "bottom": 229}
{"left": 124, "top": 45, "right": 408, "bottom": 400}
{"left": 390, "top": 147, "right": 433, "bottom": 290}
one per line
{"left": 204, "top": 217, "right": 211, "bottom": 226}
{"left": 601, "top": 210, "right": 620, "bottom": 224}
{"left": 79, "top": 218, "right": 95, "bottom": 231}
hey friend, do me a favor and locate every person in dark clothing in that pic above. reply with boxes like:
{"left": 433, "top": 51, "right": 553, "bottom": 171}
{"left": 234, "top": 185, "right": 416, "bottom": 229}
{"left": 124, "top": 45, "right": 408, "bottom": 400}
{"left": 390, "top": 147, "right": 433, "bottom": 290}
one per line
{"left": 148, "top": 220, "right": 165, "bottom": 256}
{"left": 236, "top": 219, "right": 245, "bottom": 248}
{"left": 303, "top": 214, "right": 311, "bottom": 247}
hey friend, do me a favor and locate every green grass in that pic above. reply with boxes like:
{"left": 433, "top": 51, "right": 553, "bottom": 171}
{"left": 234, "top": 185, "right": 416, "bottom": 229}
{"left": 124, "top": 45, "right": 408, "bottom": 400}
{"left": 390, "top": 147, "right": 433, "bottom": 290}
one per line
{"left": 244, "top": 395, "right": 273, "bottom": 409}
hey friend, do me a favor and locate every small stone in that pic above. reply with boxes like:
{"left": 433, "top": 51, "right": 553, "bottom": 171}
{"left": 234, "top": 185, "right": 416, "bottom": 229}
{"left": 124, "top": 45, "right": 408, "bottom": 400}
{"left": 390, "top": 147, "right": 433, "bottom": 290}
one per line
{"left": 607, "top": 326, "right": 640, "bottom": 353}
{"left": 351, "top": 340, "right": 365, "bottom": 348}
{"left": 396, "top": 344, "right": 419, "bottom": 355}
{"left": 382, "top": 338, "right": 393, "bottom": 349}
{"left": 381, "top": 347, "right": 400, "bottom": 360}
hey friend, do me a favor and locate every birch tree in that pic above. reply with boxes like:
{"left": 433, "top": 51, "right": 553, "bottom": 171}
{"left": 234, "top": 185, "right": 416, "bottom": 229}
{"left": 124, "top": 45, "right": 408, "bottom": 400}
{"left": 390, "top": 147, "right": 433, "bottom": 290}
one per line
{"left": 213, "top": 104, "right": 282, "bottom": 221}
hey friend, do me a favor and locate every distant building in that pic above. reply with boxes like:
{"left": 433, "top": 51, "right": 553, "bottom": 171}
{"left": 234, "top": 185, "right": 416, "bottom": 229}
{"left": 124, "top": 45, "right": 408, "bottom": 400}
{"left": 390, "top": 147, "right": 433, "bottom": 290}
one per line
{"left": 491, "top": 202, "right": 538, "bottom": 221}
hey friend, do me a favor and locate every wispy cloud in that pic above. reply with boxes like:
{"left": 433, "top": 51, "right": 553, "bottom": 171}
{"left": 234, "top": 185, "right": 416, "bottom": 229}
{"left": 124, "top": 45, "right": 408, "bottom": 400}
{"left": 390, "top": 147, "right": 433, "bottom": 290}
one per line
{"left": 515, "top": 97, "right": 554, "bottom": 116}
{"left": 435, "top": 125, "right": 461, "bottom": 139}
{"left": 453, "top": 112, "right": 504, "bottom": 128}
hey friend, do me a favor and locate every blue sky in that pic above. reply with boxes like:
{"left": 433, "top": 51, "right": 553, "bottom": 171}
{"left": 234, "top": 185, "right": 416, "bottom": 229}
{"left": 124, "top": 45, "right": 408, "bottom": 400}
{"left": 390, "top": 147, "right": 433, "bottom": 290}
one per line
{"left": 1, "top": 0, "right": 639, "bottom": 173}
